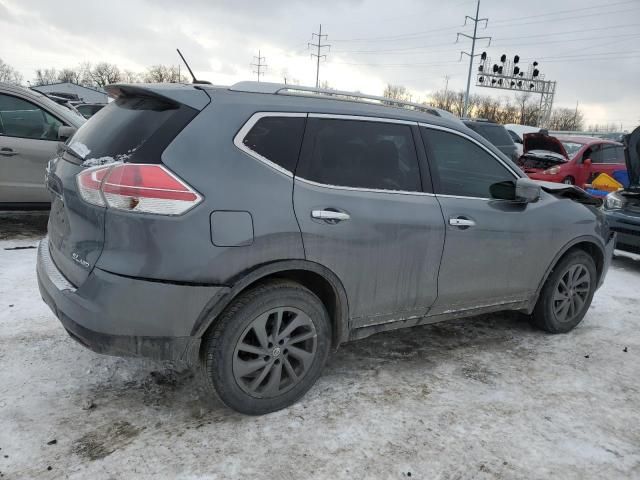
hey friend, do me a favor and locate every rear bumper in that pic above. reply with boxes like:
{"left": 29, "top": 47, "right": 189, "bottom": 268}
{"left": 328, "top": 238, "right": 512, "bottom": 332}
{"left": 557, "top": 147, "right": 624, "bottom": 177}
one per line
{"left": 37, "top": 236, "right": 229, "bottom": 363}
{"left": 604, "top": 210, "right": 640, "bottom": 254}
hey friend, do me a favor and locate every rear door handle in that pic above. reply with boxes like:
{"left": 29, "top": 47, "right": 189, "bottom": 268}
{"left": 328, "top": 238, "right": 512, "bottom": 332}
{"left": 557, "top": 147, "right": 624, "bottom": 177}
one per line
{"left": 311, "top": 209, "right": 350, "bottom": 222}
{"left": 0, "top": 148, "right": 18, "bottom": 157}
{"left": 449, "top": 216, "right": 476, "bottom": 228}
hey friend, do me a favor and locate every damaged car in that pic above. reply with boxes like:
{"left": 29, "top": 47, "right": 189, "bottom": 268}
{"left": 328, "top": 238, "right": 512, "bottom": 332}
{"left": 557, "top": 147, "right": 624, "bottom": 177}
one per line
{"left": 603, "top": 126, "right": 640, "bottom": 254}
{"left": 38, "top": 82, "right": 615, "bottom": 415}
{"left": 518, "top": 132, "right": 626, "bottom": 188}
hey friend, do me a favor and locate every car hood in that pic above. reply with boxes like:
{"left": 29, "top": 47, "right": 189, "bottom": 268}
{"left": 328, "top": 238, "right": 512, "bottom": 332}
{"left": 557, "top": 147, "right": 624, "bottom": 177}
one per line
{"left": 523, "top": 133, "right": 569, "bottom": 160}
{"left": 624, "top": 126, "right": 640, "bottom": 189}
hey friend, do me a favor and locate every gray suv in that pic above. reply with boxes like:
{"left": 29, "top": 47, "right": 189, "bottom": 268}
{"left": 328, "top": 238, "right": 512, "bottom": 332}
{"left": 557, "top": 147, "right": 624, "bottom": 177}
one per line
{"left": 37, "top": 82, "right": 615, "bottom": 414}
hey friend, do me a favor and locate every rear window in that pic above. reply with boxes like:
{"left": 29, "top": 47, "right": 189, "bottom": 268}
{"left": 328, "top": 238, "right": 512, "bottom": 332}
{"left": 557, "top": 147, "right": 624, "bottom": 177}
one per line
{"left": 468, "top": 123, "right": 514, "bottom": 146}
{"left": 297, "top": 118, "right": 422, "bottom": 192}
{"left": 67, "top": 95, "right": 197, "bottom": 165}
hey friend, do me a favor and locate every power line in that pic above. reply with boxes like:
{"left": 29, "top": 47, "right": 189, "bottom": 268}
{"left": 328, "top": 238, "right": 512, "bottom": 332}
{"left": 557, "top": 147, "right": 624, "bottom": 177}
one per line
{"left": 330, "top": 0, "right": 639, "bottom": 43}
{"left": 309, "top": 24, "right": 330, "bottom": 88}
{"left": 250, "top": 50, "right": 267, "bottom": 82}
{"left": 457, "top": 0, "right": 491, "bottom": 118}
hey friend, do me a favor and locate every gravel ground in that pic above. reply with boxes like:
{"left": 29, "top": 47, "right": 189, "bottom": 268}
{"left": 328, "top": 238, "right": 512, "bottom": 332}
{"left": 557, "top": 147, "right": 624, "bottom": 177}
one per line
{"left": 0, "top": 212, "right": 639, "bottom": 479}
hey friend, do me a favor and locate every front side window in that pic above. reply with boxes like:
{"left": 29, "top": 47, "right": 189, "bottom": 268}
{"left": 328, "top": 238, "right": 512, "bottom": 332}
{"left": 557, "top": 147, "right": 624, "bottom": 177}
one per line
{"left": 297, "top": 118, "right": 421, "bottom": 192}
{"left": 0, "top": 93, "right": 62, "bottom": 141}
{"left": 421, "top": 127, "right": 515, "bottom": 198}
{"left": 241, "top": 115, "right": 306, "bottom": 173}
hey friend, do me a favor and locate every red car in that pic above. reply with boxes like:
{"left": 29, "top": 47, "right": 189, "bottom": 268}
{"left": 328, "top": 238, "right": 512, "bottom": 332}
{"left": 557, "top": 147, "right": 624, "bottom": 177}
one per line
{"left": 518, "top": 133, "right": 626, "bottom": 188}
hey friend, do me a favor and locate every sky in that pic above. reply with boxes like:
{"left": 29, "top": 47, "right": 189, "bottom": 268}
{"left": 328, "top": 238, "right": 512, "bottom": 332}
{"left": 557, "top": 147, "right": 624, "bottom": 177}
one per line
{"left": 1, "top": 0, "right": 639, "bottom": 130}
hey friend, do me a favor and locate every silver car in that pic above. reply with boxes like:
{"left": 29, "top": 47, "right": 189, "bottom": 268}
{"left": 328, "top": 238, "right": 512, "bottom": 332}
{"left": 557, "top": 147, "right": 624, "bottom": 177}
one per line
{"left": 0, "top": 82, "right": 85, "bottom": 207}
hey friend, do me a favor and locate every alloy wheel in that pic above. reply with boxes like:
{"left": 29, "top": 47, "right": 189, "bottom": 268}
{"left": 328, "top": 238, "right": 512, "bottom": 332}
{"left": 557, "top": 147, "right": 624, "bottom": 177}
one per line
{"left": 232, "top": 307, "right": 317, "bottom": 398}
{"left": 552, "top": 263, "right": 591, "bottom": 323}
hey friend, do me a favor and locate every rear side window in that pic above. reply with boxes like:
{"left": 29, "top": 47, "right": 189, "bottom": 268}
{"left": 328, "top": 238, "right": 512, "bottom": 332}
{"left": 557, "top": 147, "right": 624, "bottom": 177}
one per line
{"left": 421, "top": 128, "right": 515, "bottom": 198}
{"left": 297, "top": 118, "right": 421, "bottom": 192}
{"left": 468, "top": 123, "right": 514, "bottom": 146}
{"left": 0, "top": 93, "right": 63, "bottom": 141}
{"left": 67, "top": 95, "right": 197, "bottom": 165}
{"left": 241, "top": 116, "right": 306, "bottom": 173}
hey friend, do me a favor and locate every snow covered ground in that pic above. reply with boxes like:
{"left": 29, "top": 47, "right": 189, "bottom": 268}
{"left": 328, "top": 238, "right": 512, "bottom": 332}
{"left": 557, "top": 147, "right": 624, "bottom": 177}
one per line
{"left": 0, "top": 212, "right": 639, "bottom": 479}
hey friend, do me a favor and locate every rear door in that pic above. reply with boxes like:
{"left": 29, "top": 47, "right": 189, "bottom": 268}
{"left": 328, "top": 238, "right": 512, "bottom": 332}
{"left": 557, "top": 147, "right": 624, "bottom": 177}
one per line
{"left": 293, "top": 115, "right": 445, "bottom": 327}
{"left": 0, "top": 93, "right": 64, "bottom": 203}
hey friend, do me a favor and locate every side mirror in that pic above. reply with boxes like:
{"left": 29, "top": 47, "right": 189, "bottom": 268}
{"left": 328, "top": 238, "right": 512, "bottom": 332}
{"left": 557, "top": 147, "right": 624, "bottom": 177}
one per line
{"left": 58, "top": 125, "right": 76, "bottom": 142}
{"left": 583, "top": 158, "right": 592, "bottom": 167}
{"left": 490, "top": 178, "right": 541, "bottom": 203}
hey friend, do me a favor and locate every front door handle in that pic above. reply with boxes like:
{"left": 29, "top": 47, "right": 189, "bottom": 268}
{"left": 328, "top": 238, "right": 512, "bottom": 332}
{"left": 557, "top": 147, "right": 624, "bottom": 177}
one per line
{"left": 0, "top": 148, "right": 18, "bottom": 157}
{"left": 311, "top": 209, "right": 350, "bottom": 222}
{"left": 449, "top": 216, "right": 476, "bottom": 228}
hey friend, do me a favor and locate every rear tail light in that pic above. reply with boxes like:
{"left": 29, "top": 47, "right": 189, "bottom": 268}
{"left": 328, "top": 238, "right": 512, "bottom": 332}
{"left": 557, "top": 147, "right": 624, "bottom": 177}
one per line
{"left": 76, "top": 163, "right": 202, "bottom": 215}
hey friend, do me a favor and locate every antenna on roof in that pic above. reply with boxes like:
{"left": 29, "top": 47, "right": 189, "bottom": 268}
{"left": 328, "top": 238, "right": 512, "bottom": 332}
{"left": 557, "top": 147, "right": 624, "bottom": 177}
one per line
{"left": 176, "top": 49, "right": 211, "bottom": 85}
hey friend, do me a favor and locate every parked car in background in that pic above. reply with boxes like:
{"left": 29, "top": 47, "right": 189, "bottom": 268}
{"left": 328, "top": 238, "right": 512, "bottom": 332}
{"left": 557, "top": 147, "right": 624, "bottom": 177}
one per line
{"left": 517, "top": 133, "right": 626, "bottom": 188}
{"left": 75, "top": 103, "right": 105, "bottom": 119}
{"left": 38, "top": 81, "right": 614, "bottom": 415}
{"left": 463, "top": 119, "right": 518, "bottom": 161}
{"left": 0, "top": 82, "right": 85, "bottom": 207}
{"left": 603, "top": 126, "right": 640, "bottom": 254}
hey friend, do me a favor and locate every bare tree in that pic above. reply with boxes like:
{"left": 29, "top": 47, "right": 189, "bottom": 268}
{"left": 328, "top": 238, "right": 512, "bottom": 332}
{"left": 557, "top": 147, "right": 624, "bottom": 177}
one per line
{"left": 143, "top": 65, "right": 187, "bottom": 83}
{"left": 383, "top": 84, "right": 412, "bottom": 102}
{"left": 121, "top": 70, "right": 141, "bottom": 83}
{"left": 57, "top": 68, "right": 82, "bottom": 84}
{"left": 90, "top": 63, "right": 121, "bottom": 88}
{"left": 0, "top": 58, "right": 23, "bottom": 85}
{"left": 33, "top": 68, "right": 58, "bottom": 86}
{"left": 549, "top": 107, "right": 584, "bottom": 131}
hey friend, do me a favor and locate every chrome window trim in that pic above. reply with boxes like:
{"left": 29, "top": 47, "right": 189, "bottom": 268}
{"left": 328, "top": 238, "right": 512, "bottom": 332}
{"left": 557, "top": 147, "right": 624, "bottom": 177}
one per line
{"left": 295, "top": 176, "right": 435, "bottom": 197}
{"left": 233, "top": 112, "right": 308, "bottom": 178}
{"left": 418, "top": 122, "right": 522, "bottom": 179}
{"left": 308, "top": 113, "right": 417, "bottom": 126}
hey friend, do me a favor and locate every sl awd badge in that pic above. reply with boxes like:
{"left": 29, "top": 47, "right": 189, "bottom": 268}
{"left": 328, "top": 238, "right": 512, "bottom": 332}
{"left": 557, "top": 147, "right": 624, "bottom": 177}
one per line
{"left": 72, "top": 253, "right": 90, "bottom": 269}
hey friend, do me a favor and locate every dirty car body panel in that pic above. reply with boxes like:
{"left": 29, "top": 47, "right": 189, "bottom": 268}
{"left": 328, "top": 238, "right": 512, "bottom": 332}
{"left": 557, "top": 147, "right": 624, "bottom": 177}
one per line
{"left": 37, "top": 81, "right": 615, "bottom": 367}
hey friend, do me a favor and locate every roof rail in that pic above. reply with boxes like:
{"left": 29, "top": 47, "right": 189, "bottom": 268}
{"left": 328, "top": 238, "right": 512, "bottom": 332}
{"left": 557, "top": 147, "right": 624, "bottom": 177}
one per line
{"left": 228, "top": 81, "right": 455, "bottom": 119}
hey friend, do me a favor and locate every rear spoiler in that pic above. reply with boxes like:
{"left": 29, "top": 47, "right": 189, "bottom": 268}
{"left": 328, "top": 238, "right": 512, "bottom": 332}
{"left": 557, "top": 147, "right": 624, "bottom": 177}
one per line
{"left": 105, "top": 83, "right": 211, "bottom": 111}
{"left": 536, "top": 181, "right": 602, "bottom": 206}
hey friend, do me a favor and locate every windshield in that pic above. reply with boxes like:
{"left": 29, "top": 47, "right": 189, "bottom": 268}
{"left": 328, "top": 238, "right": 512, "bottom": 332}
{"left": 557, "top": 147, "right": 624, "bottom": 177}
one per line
{"left": 560, "top": 141, "right": 584, "bottom": 158}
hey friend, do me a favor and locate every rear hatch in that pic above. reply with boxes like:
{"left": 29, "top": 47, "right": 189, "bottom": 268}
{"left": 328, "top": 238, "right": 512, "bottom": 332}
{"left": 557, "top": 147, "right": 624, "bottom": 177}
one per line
{"left": 518, "top": 132, "right": 569, "bottom": 171}
{"left": 45, "top": 85, "right": 206, "bottom": 286}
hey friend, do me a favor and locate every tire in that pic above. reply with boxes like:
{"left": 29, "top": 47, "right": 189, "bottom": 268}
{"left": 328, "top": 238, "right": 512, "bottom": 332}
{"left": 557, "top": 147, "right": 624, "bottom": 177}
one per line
{"left": 562, "top": 176, "right": 575, "bottom": 185}
{"left": 200, "top": 280, "right": 331, "bottom": 415}
{"left": 530, "top": 250, "right": 597, "bottom": 333}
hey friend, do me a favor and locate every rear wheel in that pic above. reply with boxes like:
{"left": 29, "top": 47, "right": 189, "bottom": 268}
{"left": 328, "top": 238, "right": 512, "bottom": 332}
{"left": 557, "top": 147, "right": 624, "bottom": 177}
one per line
{"left": 530, "top": 250, "right": 597, "bottom": 333}
{"left": 201, "top": 280, "right": 331, "bottom": 415}
{"left": 562, "top": 176, "right": 575, "bottom": 185}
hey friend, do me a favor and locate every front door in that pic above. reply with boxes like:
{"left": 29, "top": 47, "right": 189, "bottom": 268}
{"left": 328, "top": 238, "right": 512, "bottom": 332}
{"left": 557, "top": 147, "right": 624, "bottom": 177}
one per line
{"left": 294, "top": 116, "right": 445, "bottom": 327}
{"left": 0, "top": 93, "right": 63, "bottom": 204}
{"left": 420, "top": 126, "right": 550, "bottom": 313}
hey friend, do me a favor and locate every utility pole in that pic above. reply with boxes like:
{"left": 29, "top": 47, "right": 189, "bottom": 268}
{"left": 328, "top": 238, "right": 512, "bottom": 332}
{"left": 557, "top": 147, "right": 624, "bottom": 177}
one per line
{"left": 573, "top": 100, "right": 579, "bottom": 130}
{"left": 309, "top": 24, "right": 330, "bottom": 88}
{"left": 251, "top": 50, "right": 267, "bottom": 82}
{"left": 457, "top": 0, "right": 491, "bottom": 118}
{"left": 443, "top": 75, "right": 451, "bottom": 96}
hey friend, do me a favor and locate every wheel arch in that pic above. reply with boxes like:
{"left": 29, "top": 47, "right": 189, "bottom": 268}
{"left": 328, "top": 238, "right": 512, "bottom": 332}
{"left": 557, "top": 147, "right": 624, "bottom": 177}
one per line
{"left": 529, "top": 235, "right": 605, "bottom": 313}
{"left": 192, "top": 260, "right": 350, "bottom": 349}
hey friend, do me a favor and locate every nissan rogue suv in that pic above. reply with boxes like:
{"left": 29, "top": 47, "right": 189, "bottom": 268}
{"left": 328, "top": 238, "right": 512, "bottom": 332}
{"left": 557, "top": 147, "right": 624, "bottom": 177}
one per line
{"left": 37, "top": 82, "right": 615, "bottom": 415}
